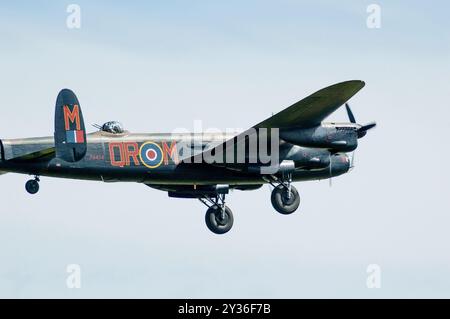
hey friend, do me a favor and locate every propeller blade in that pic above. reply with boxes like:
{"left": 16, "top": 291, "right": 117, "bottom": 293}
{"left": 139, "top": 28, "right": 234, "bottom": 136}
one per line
{"left": 360, "top": 122, "right": 377, "bottom": 131}
{"left": 357, "top": 122, "right": 377, "bottom": 138}
{"left": 329, "top": 153, "right": 332, "bottom": 187}
{"left": 345, "top": 103, "right": 356, "bottom": 123}
{"left": 349, "top": 151, "right": 356, "bottom": 170}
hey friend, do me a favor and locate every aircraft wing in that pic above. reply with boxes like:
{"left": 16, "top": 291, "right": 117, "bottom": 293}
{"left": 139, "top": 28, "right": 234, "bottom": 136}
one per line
{"left": 255, "top": 80, "right": 365, "bottom": 129}
{"left": 187, "top": 80, "right": 365, "bottom": 165}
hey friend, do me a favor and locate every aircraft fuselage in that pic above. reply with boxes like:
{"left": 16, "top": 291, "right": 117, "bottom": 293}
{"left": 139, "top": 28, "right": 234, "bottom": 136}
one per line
{"left": 0, "top": 131, "right": 350, "bottom": 186}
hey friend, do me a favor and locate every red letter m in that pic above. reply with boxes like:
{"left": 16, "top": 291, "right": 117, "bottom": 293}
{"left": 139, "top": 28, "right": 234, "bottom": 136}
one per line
{"left": 63, "top": 105, "right": 81, "bottom": 131}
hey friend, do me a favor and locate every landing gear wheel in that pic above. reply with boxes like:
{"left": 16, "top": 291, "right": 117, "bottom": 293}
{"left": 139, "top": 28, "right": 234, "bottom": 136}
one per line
{"left": 205, "top": 205, "right": 234, "bottom": 234}
{"left": 25, "top": 179, "right": 40, "bottom": 195}
{"left": 271, "top": 184, "right": 300, "bottom": 214}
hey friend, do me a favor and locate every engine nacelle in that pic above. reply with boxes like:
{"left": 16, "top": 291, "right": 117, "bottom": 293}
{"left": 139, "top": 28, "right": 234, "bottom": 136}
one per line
{"left": 280, "top": 126, "right": 358, "bottom": 152}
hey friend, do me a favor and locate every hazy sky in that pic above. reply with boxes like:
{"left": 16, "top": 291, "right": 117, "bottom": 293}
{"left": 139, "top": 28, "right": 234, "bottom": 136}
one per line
{"left": 0, "top": 0, "right": 449, "bottom": 298}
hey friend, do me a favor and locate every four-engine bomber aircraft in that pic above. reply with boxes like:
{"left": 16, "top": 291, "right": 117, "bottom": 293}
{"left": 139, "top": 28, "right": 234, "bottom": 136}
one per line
{"left": 0, "top": 80, "right": 375, "bottom": 234}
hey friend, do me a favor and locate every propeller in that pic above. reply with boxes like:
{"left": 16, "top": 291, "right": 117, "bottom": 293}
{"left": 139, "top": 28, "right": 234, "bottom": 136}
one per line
{"left": 344, "top": 103, "right": 375, "bottom": 173}
{"left": 345, "top": 103, "right": 377, "bottom": 138}
{"left": 329, "top": 153, "right": 332, "bottom": 187}
{"left": 349, "top": 151, "right": 356, "bottom": 171}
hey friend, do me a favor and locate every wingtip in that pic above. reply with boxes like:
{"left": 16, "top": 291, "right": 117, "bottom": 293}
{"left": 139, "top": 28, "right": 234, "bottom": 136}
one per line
{"left": 323, "top": 80, "right": 366, "bottom": 95}
{"left": 346, "top": 79, "right": 365, "bottom": 87}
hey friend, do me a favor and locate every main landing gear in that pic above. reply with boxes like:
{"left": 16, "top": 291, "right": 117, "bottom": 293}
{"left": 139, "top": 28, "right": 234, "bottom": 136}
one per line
{"left": 25, "top": 176, "right": 40, "bottom": 195}
{"left": 266, "top": 172, "right": 300, "bottom": 215}
{"left": 199, "top": 191, "right": 234, "bottom": 235}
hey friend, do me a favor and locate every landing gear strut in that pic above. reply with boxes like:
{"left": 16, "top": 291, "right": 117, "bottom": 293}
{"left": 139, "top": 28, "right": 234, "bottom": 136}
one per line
{"left": 25, "top": 176, "right": 40, "bottom": 195}
{"left": 267, "top": 172, "right": 300, "bottom": 215}
{"left": 199, "top": 193, "right": 234, "bottom": 235}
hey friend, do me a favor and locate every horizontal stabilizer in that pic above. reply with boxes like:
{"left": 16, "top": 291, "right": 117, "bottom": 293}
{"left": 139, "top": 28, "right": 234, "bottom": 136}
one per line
{"left": 8, "top": 147, "right": 55, "bottom": 162}
{"left": 1, "top": 137, "right": 55, "bottom": 162}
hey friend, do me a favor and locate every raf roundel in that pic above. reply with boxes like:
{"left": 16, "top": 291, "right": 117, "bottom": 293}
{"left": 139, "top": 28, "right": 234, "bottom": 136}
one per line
{"left": 139, "top": 142, "right": 163, "bottom": 169}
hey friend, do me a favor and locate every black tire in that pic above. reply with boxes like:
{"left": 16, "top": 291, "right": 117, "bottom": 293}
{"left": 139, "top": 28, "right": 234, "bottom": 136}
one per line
{"left": 205, "top": 205, "right": 234, "bottom": 234}
{"left": 271, "top": 185, "right": 300, "bottom": 214}
{"left": 25, "top": 179, "right": 39, "bottom": 194}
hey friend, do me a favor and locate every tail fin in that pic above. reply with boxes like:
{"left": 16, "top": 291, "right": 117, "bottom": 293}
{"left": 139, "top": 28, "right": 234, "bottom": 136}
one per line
{"left": 54, "top": 89, "right": 87, "bottom": 162}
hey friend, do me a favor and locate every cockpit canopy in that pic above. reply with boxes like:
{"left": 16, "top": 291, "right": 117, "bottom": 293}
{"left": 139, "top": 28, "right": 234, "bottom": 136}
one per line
{"left": 100, "top": 121, "right": 124, "bottom": 134}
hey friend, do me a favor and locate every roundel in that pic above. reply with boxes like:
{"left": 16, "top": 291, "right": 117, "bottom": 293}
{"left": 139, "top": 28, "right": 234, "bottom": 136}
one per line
{"left": 139, "top": 142, "right": 163, "bottom": 169}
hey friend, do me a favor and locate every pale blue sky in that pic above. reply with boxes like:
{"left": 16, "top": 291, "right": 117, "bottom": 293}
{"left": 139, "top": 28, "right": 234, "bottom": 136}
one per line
{"left": 0, "top": 1, "right": 449, "bottom": 298}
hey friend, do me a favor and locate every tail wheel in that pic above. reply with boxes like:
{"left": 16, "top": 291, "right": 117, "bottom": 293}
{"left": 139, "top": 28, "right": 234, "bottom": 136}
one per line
{"left": 205, "top": 205, "right": 234, "bottom": 234}
{"left": 271, "top": 184, "right": 300, "bottom": 214}
{"left": 25, "top": 179, "right": 40, "bottom": 194}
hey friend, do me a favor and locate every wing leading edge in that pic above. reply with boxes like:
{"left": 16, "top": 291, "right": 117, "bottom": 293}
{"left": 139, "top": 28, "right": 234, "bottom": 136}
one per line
{"left": 187, "top": 80, "right": 366, "bottom": 165}
{"left": 256, "top": 80, "right": 365, "bottom": 129}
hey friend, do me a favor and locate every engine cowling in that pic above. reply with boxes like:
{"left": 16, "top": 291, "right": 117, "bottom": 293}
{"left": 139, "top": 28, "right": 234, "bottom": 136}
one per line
{"left": 280, "top": 126, "right": 358, "bottom": 152}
